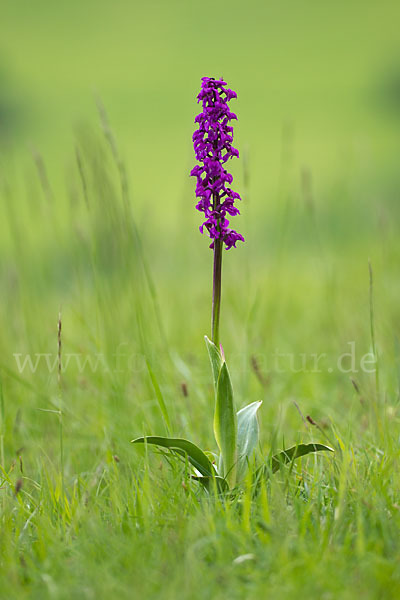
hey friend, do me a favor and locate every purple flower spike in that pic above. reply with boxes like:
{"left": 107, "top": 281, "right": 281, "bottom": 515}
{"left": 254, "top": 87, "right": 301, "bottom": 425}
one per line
{"left": 191, "top": 77, "right": 244, "bottom": 250}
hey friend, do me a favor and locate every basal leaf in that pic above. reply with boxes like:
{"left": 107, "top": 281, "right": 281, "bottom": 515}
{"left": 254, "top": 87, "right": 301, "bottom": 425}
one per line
{"left": 131, "top": 436, "right": 215, "bottom": 477}
{"left": 205, "top": 336, "right": 223, "bottom": 392}
{"left": 236, "top": 400, "right": 262, "bottom": 481}
{"left": 270, "top": 443, "right": 334, "bottom": 473}
{"left": 214, "top": 362, "right": 237, "bottom": 488}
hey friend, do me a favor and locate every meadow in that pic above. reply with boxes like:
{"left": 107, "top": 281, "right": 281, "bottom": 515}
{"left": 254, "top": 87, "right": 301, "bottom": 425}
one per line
{"left": 1, "top": 1, "right": 400, "bottom": 598}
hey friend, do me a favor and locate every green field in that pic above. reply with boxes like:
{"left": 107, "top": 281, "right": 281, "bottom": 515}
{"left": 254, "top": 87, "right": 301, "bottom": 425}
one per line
{"left": 1, "top": 1, "right": 400, "bottom": 598}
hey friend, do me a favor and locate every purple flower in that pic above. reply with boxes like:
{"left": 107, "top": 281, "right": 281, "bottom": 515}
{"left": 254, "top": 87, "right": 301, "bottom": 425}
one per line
{"left": 191, "top": 77, "right": 244, "bottom": 250}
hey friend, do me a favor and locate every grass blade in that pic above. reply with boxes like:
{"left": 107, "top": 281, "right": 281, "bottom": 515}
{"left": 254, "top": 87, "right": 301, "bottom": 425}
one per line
{"left": 146, "top": 360, "right": 171, "bottom": 434}
{"left": 192, "top": 475, "right": 229, "bottom": 493}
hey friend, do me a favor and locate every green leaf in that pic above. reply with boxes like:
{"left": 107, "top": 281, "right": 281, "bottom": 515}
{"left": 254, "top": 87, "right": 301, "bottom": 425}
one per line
{"left": 214, "top": 362, "right": 237, "bottom": 487}
{"left": 236, "top": 401, "right": 262, "bottom": 482}
{"left": 131, "top": 436, "right": 215, "bottom": 477}
{"left": 192, "top": 475, "right": 229, "bottom": 493}
{"left": 205, "top": 336, "right": 223, "bottom": 392}
{"left": 270, "top": 443, "right": 334, "bottom": 473}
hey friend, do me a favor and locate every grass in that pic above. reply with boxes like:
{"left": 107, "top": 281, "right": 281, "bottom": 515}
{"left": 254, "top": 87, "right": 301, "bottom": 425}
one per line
{"left": 1, "top": 1, "right": 400, "bottom": 597}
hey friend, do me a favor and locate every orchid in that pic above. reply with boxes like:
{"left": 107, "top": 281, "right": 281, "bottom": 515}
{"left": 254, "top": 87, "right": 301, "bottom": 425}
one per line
{"left": 131, "top": 78, "right": 333, "bottom": 492}
{"left": 190, "top": 77, "right": 244, "bottom": 252}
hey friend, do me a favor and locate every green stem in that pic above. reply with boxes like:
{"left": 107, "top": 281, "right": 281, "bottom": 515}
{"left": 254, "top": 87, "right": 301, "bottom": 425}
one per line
{"left": 57, "top": 312, "right": 65, "bottom": 516}
{"left": 59, "top": 408, "right": 65, "bottom": 509}
{"left": 369, "top": 260, "right": 380, "bottom": 398}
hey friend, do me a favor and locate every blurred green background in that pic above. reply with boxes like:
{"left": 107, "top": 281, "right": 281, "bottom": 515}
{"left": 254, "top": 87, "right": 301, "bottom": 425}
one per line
{"left": 1, "top": 2, "right": 400, "bottom": 598}
{"left": 2, "top": 0, "right": 400, "bottom": 214}
{"left": 2, "top": 0, "right": 400, "bottom": 394}
{"left": 2, "top": 0, "right": 400, "bottom": 361}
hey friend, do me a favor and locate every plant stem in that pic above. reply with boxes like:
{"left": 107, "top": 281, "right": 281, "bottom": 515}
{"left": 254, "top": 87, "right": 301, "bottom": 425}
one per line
{"left": 58, "top": 312, "right": 65, "bottom": 514}
{"left": 212, "top": 238, "right": 222, "bottom": 349}
{"left": 369, "top": 260, "right": 380, "bottom": 398}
